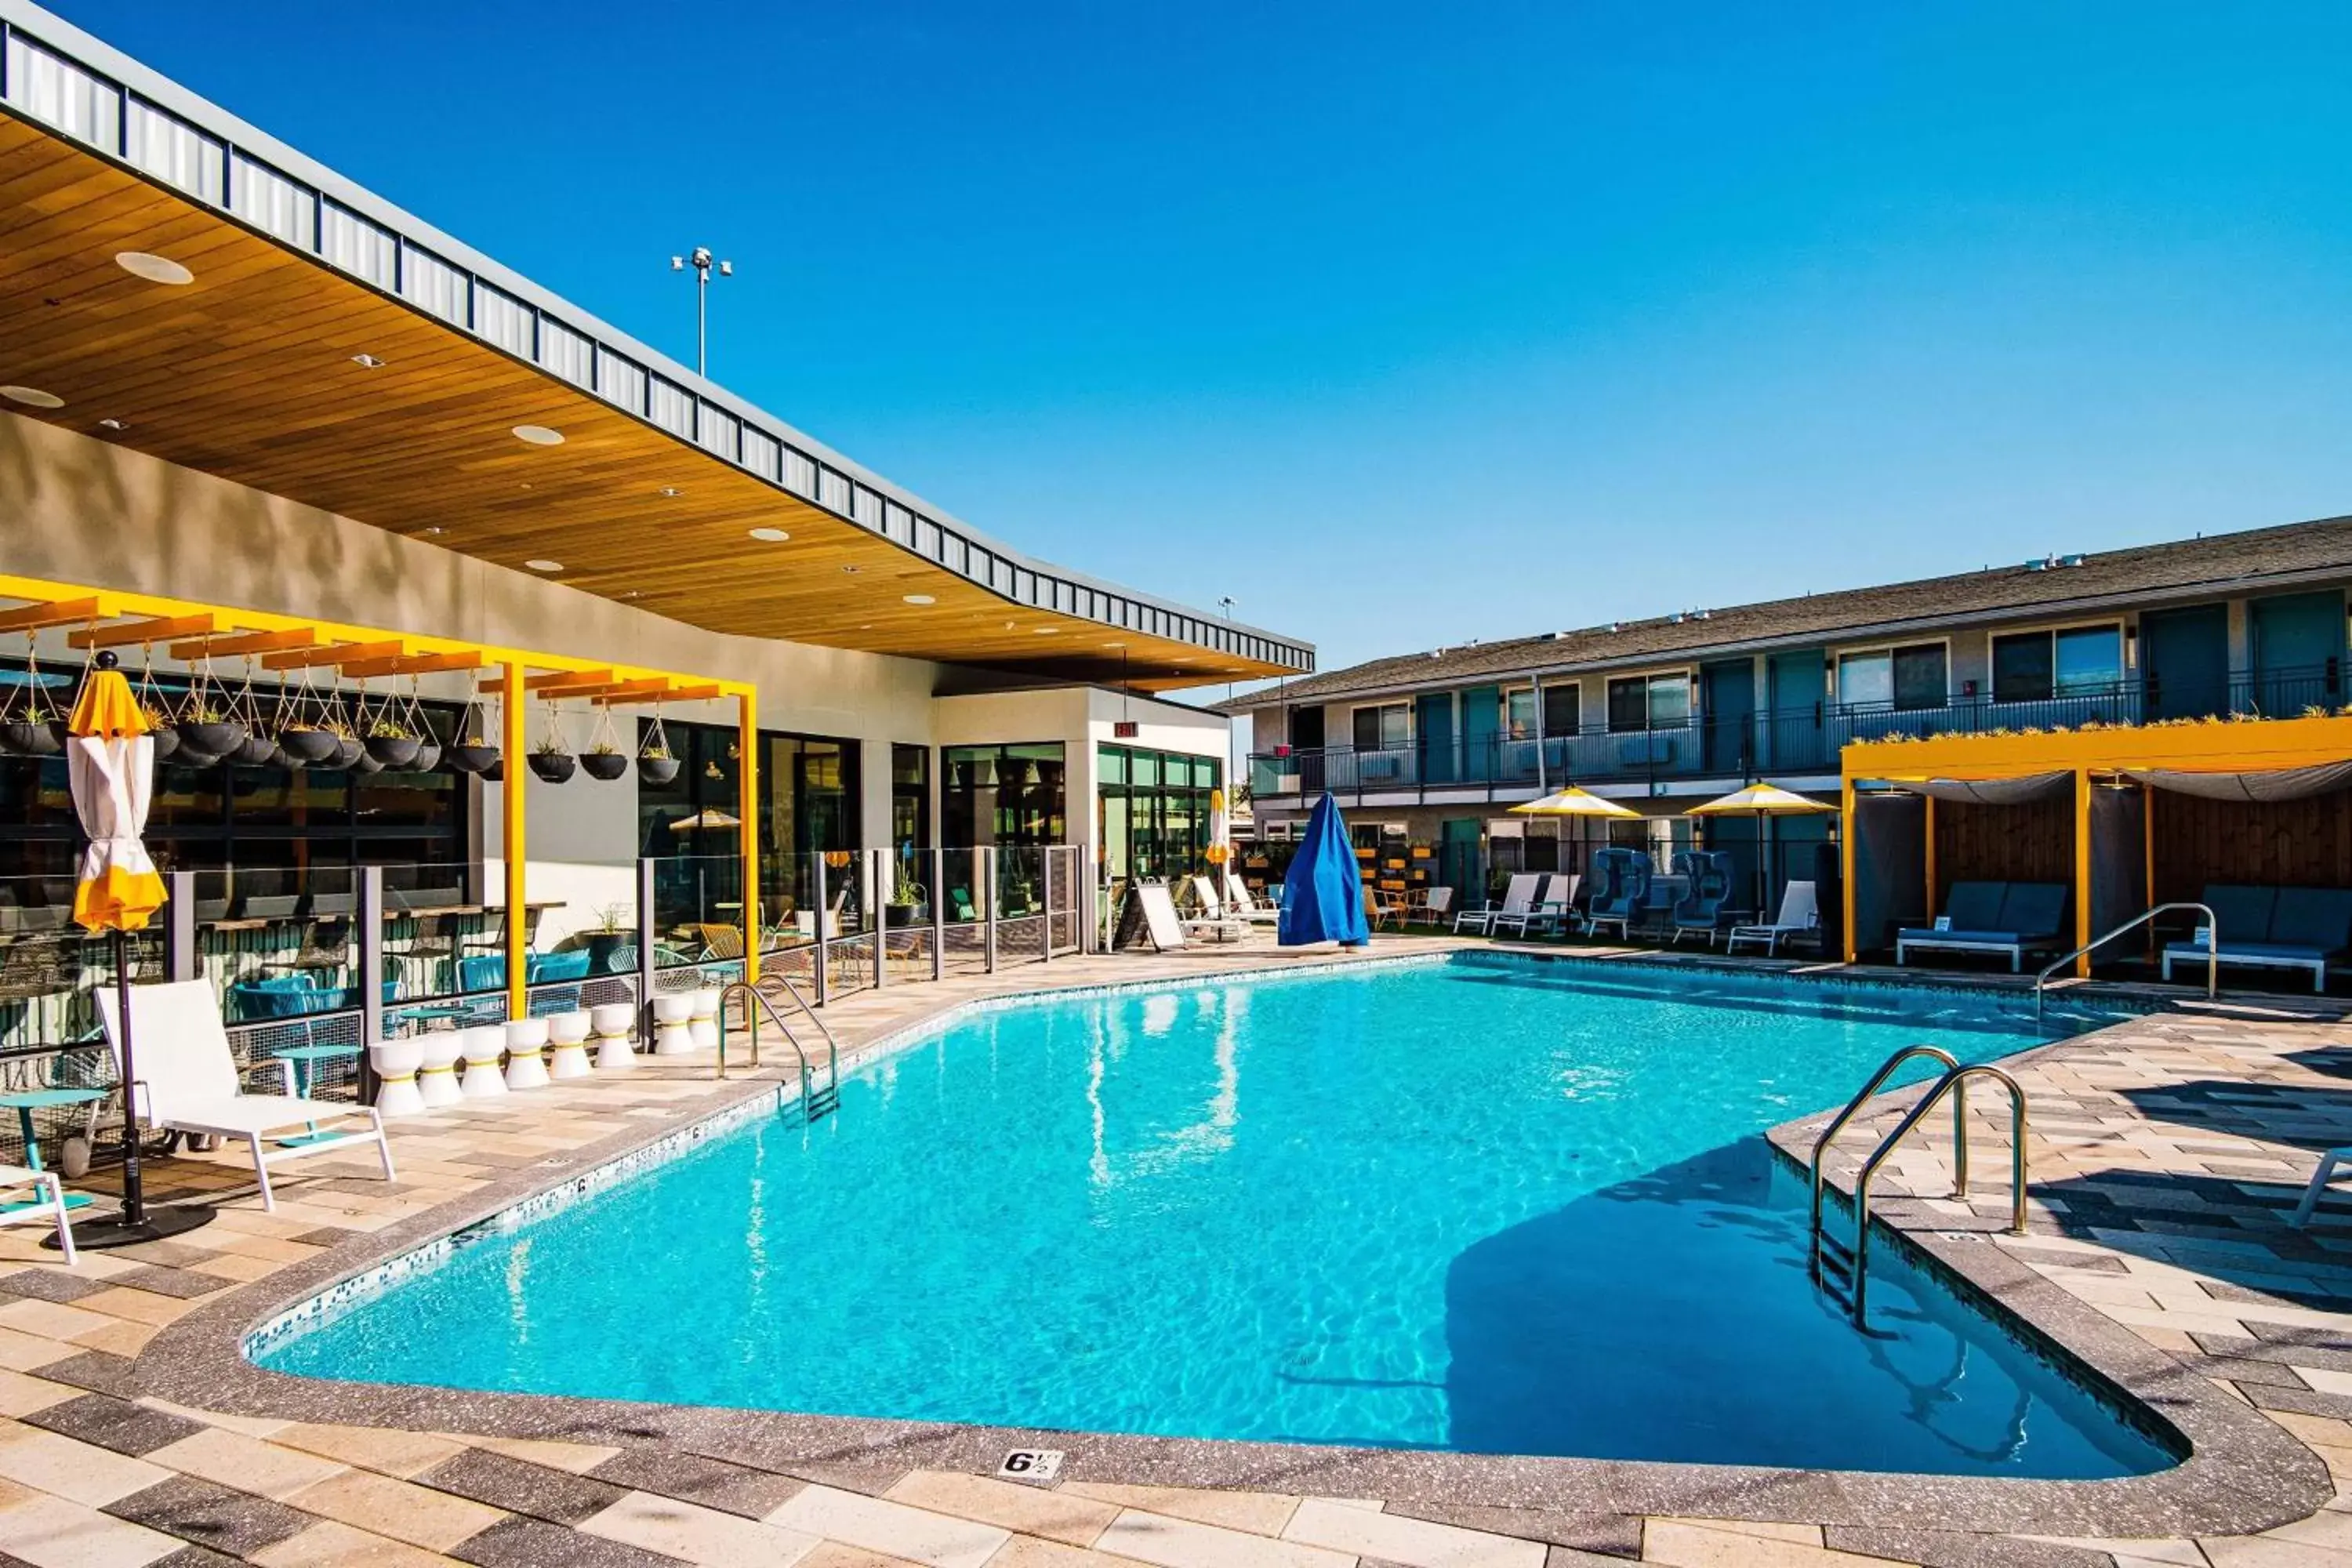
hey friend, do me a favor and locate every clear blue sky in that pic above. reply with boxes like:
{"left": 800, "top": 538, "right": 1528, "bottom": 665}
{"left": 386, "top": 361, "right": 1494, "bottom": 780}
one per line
{"left": 46, "top": 1, "right": 2352, "bottom": 690}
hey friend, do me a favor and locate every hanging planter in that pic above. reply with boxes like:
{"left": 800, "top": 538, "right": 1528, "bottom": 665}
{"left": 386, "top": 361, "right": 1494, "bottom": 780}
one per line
{"left": 637, "top": 710, "right": 681, "bottom": 785}
{"left": 329, "top": 734, "right": 365, "bottom": 769}
{"left": 279, "top": 726, "right": 339, "bottom": 763}
{"left": 173, "top": 648, "right": 244, "bottom": 759}
{"left": 527, "top": 697, "right": 575, "bottom": 782}
{"left": 484, "top": 758, "right": 506, "bottom": 782}
{"left": 411, "top": 735, "right": 443, "bottom": 772}
{"left": 233, "top": 733, "right": 277, "bottom": 767}
{"left": 579, "top": 703, "right": 629, "bottom": 781}
{"left": 1, "top": 637, "right": 64, "bottom": 757}
{"left": 133, "top": 648, "right": 177, "bottom": 761}
{"left": 356, "top": 681, "right": 420, "bottom": 768}
{"left": 442, "top": 688, "right": 499, "bottom": 774}
{"left": 274, "top": 669, "right": 336, "bottom": 761}
{"left": 350, "top": 750, "right": 386, "bottom": 775}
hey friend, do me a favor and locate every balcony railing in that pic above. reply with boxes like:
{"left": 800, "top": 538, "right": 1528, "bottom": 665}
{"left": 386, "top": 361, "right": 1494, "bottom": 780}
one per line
{"left": 1249, "top": 662, "right": 2344, "bottom": 801}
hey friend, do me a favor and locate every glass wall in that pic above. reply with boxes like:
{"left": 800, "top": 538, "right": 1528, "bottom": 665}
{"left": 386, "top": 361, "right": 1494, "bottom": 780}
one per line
{"left": 641, "top": 719, "right": 862, "bottom": 931}
{"left": 1098, "top": 744, "right": 1221, "bottom": 880}
{"left": 942, "top": 743, "right": 1066, "bottom": 849}
{"left": 891, "top": 744, "right": 930, "bottom": 852}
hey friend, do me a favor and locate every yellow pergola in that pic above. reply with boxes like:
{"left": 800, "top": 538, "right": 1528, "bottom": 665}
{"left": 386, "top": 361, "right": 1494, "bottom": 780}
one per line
{"left": 1841, "top": 713, "right": 2352, "bottom": 976}
{"left": 0, "top": 572, "right": 760, "bottom": 1015}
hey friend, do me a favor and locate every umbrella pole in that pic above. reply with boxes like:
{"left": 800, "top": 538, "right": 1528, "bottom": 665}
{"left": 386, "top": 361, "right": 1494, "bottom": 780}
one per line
{"left": 115, "top": 928, "right": 143, "bottom": 1227}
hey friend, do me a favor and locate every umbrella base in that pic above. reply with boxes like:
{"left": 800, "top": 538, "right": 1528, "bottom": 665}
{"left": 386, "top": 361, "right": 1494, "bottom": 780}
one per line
{"left": 45, "top": 1203, "right": 217, "bottom": 1250}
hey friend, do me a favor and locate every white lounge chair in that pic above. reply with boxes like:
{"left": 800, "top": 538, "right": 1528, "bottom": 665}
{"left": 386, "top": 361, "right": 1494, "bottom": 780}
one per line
{"left": 1456, "top": 873, "right": 1541, "bottom": 936}
{"left": 97, "top": 980, "right": 397, "bottom": 1213}
{"left": 1725, "top": 880, "right": 1820, "bottom": 956}
{"left": 1184, "top": 877, "right": 1252, "bottom": 942}
{"left": 1219, "top": 875, "right": 1282, "bottom": 926}
{"left": 1495, "top": 873, "right": 1579, "bottom": 939}
{"left": 1, "top": 1164, "right": 74, "bottom": 1264}
{"left": 1406, "top": 885, "right": 1456, "bottom": 927}
{"left": 2294, "top": 1145, "right": 2352, "bottom": 1226}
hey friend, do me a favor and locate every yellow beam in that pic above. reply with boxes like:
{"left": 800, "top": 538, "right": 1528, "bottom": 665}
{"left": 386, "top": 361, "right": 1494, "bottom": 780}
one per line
{"left": 2074, "top": 767, "right": 2093, "bottom": 980}
{"left": 339, "top": 650, "right": 485, "bottom": 679}
{"left": 1922, "top": 796, "right": 1937, "bottom": 925}
{"left": 739, "top": 688, "right": 760, "bottom": 989}
{"left": 173, "top": 628, "right": 318, "bottom": 660}
{"left": 502, "top": 659, "right": 528, "bottom": 1023}
{"left": 1844, "top": 711, "right": 2352, "bottom": 782}
{"left": 68, "top": 612, "right": 218, "bottom": 649}
{"left": 1841, "top": 775, "right": 1857, "bottom": 964}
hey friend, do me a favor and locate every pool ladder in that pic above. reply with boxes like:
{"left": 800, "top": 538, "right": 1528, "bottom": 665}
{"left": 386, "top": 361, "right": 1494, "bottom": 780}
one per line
{"left": 717, "top": 976, "right": 842, "bottom": 1124}
{"left": 1809, "top": 1046, "right": 2029, "bottom": 1328}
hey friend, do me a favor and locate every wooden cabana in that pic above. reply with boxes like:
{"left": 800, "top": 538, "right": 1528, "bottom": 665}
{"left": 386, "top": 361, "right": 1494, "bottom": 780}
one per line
{"left": 1842, "top": 714, "right": 2352, "bottom": 978}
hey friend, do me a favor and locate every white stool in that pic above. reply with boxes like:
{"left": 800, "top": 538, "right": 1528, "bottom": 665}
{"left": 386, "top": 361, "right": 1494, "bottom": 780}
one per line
{"left": 546, "top": 1010, "right": 593, "bottom": 1080}
{"left": 416, "top": 1030, "right": 466, "bottom": 1109}
{"left": 688, "top": 986, "right": 722, "bottom": 1051}
{"left": 2294, "top": 1145, "right": 2352, "bottom": 1226}
{"left": 459, "top": 1025, "right": 509, "bottom": 1098}
{"left": 590, "top": 1001, "right": 638, "bottom": 1070}
{"left": 503, "top": 1018, "right": 550, "bottom": 1091}
{"left": 652, "top": 993, "right": 696, "bottom": 1055}
{"left": 370, "top": 1037, "right": 427, "bottom": 1118}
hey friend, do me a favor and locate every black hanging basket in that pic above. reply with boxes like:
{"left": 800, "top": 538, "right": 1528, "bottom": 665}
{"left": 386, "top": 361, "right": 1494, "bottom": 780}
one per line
{"left": 2, "top": 719, "right": 60, "bottom": 757}
{"left": 484, "top": 758, "right": 506, "bottom": 782}
{"left": 579, "top": 751, "right": 629, "bottom": 781}
{"left": 180, "top": 720, "right": 246, "bottom": 757}
{"left": 365, "top": 734, "right": 422, "bottom": 769}
{"left": 527, "top": 751, "right": 576, "bottom": 783}
{"left": 350, "top": 750, "right": 386, "bottom": 775}
{"left": 445, "top": 742, "right": 499, "bottom": 775}
{"left": 410, "top": 739, "right": 443, "bottom": 772}
{"left": 234, "top": 734, "right": 277, "bottom": 767}
{"left": 637, "top": 755, "right": 682, "bottom": 785}
{"left": 279, "top": 728, "right": 339, "bottom": 763}
{"left": 148, "top": 725, "right": 180, "bottom": 762}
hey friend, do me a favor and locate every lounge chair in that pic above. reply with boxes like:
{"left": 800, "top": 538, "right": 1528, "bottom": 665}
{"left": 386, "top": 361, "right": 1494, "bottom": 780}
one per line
{"left": 1, "top": 1163, "right": 74, "bottom": 1264}
{"left": 1455, "top": 873, "right": 1541, "bottom": 936}
{"left": 1670, "top": 852, "right": 1737, "bottom": 946}
{"left": 2162, "top": 884, "right": 2352, "bottom": 993}
{"left": 1406, "top": 885, "right": 1457, "bottom": 927}
{"left": 1579, "top": 850, "right": 1653, "bottom": 941}
{"left": 1184, "top": 877, "right": 1252, "bottom": 942}
{"left": 1220, "top": 875, "right": 1283, "bottom": 926}
{"left": 96, "top": 980, "right": 396, "bottom": 1213}
{"left": 1495, "top": 873, "right": 1578, "bottom": 938}
{"left": 1896, "top": 881, "right": 2070, "bottom": 972}
{"left": 2294, "top": 1145, "right": 2352, "bottom": 1225}
{"left": 1726, "top": 880, "right": 1820, "bottom": 956}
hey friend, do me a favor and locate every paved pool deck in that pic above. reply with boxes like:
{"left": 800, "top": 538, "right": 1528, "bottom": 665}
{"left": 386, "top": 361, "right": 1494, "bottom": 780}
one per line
{"left": 4, "top": 938, "right": 2352, "bottom": 1568}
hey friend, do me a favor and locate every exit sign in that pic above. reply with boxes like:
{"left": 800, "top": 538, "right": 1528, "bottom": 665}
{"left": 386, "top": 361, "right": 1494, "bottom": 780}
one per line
{"left": 1113, "top": 720, "right": 1140, "bottom": 738}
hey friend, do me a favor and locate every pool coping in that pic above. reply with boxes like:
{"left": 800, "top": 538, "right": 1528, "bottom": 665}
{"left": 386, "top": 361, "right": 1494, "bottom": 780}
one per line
{"left": 134, "top": 949, "right": 2336, "bottom": 1543}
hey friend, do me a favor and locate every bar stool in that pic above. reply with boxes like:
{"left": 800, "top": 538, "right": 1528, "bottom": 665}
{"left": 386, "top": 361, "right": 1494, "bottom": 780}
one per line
{"left": 652, "top": 993, "right": 696, "bottom": 1055}
{"left": 546, "top": 1011, "right": 593, "bottom": 1080}
{"left": 459, "top": 1025, "right": 508, "bottom": 1097}
{"left": 503, "top": 1018, "right": 550, "bottom": 1091}
{"left": 590, "top": 1001, "right": 637, "bottom": 1070}
{"left": 416, "top": 1030, "right": 466, "bottom": 1109}
{"left": 369, "top": 1037, "right": 427, "bottom": 1118}
{"left": 688, "top": 986, "right": 722, "bottom": 1051}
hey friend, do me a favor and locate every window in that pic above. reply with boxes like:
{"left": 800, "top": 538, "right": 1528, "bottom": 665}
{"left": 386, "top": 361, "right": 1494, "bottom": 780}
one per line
{"left": 1097, "top": 745, "right": 1221, "bottom": 880}
{"left": 891, "top": 744, "right": 930, "bottom": 852}
{"left": 1838, "top": 644, "right": 1947, "bottom": 710}
{"left": 1503, "top": 688, "right": 1538, "bottom": 740}
{"left": 1541, "top": 684, "right": 1581, "bottom": 739}
{"left": 1991, "top": 626, "right": 2123, "bottom": 702}
{"left": 942, "top": 743, "right": 1066, "bottom": 850}
{"left": 1352, "top": 702, "right": 1408, "bottom": 751}
{"left": 648, "top": 721, "right": 862, "bottom": 931}
{"left": 1606, "top": 673, "right": 1690, "bottom": 732}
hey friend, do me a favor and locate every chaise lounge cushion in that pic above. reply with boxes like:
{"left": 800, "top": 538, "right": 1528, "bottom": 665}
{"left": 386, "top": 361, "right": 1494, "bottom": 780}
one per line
{"left": 2201, "top": 885, "right": 2278, "bottom": 947}
{"left": 1940, "top": 882, "right": 2007, "bottom": 932}
{"left": 1897, "top": 880, "right": 2068, "bottom": 949}
{"left": 2268, "top": 887, "right": 2352, "bottom": 955}
{"left": 1993, "top": 883, "right": 2068, "bottom": 941}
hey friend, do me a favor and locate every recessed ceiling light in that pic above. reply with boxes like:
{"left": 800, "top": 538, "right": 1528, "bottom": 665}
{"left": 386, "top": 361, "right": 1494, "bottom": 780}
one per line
{"left": 747, "top": 527, "right": 789, "bottom": 543}
{"left": 659, "top": 486, "right": 683, "bottom": 498}
{"left": 0, "top": 386, "right": 64, "bottom": 408}
{"left": 114, "top": 251, "right": 193, "bottom": 285}
{"left": 351, "top": 354, "right": 387, "bottom": 368}
{"left": 1033, "top": 627, "right": 1059, "bottom": 635}
{"left": 524, "top": 559, "right": 564, "bottom": 572}
{"left": 1004, "top": 622, "right": 1017, "bottom": 631}
{"left": 840, "top": 564, "right": 861, "bottom": 574}
{"left": 511, "top": 424, "right": 564, "bottom": 446}
{"left": 97, "top": 417, "right": 128, "bottom": 430}
{"left": 858, "top": 622, "right": 873, "bottom": 630}
{"left": 902, "top": 593, "right": 935, "bottom": 605}
{"left": 423, "top": 526, "right": 446, "bottom": 536}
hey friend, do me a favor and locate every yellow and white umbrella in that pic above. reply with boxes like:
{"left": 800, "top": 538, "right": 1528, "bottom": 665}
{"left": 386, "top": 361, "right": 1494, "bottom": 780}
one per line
{"left": 1686, "top": 782, "right": 1837, "bottom": 915}
{"left": 1205, "top": 786, "right": 1232, "bottom": 869}
{"left": 67, "top": 651, "right": 208, "bottom": 1246}
{"left": 1509, "top": 785, "right": 1641, "bottom": 820}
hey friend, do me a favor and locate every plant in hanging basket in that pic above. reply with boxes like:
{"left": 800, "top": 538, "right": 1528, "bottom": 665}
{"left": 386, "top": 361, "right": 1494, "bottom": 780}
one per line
{"left": 580, "top": 746, "right": 629, "bottom": 781}
{"left": 362, "top": 715, "right": 421, "bottom": 769}
{"left": 445, "top": 742, "right": 499, "bottom": 775}
{"left": 140, "top": 699, "right": 180, "bottom": 760}
{"left": 350, "top": 750, "right": 386, "bottom": 775}
{"left": 329, "top": 735, "right": 365, "bottom": 769}
{"left": 278, "top": 720, "right": 340, "bottom": 763}
{"left": 234, "top": 733, "right": 277, "bottom": 767}
{"left": 410, "top": 738, "right": 443, "bottom": 772}
{"left": 268, "top": 742, "right": 303, "bottom": 770}
{"left": 637, "top": 753, "right": 681, "bottom": 784}
{"left": 527, "top": 735, "right": 576, "bottom": 783}
{"left": 175, "top": 697, "right": 244, "bottom": 759}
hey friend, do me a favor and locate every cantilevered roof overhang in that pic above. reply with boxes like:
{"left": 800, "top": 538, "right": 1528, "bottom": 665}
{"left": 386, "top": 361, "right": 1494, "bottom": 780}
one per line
{"left": 0, "top": 2, "right": 1312, "bottom": 691}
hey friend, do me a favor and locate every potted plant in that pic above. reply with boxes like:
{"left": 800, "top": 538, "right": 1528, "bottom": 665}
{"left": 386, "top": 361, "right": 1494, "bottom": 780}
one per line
{"left": 528, "top": 733, "right": 576, "bottom": 783}
{"left": 884, "top": 858, "right": 926, "bottom": 927}
{"left": 408, "top": 721, "right": 442, "bottom": 773}
{"left": 139, "top": 694, "right": 180, "bottom": 762}
{"left": 176, "top": 694, "right": 245, "bottom": 760}
{"left": 325, "top": 720, "right": 364, "bottom": 770}
{"left": 579, "top": 708, "right": 628, "bottom": 780}
{"left": 637, "top": 713, "right": 682, "bottom": 784}
{"left": 364, "top": 713, "right": 421, "bottom": 769}
{"left": 576, "top": 903, "right": 631, "bottom": 971}
{"left": 278, "top": 714, "right": 339, "bottom": 764}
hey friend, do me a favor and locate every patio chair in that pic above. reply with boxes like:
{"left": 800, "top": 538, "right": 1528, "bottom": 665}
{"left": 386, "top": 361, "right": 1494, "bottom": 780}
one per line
{"left": 2161, "top": 884, "right": 2352, "bottom": 993}
{"left": 1670, "top": 851, "right": 1737, "bottom": 946}
{"left": 1895, "top": 882, "right": 2069, "bottom": 972}
{"left": 1494, "top": 873, "right": 1578, "bottom": 938}
{"left": 1363, "top": 884, "right": 1408, "bottom": 931}
{"left": 1220, "top": 875, "right": 1283, "bottom": 926}
{"left": 2293, "top": 1145, "right": 2352, "bottom": 1226}
{"left": 1455, "top": 873, "right": 1541, "bottom": 936}
{"left": 1, "top": 1163, "right": 74, "bottom": 1264}
{"left": 1184, "top": 876, "right": 1252, "bottom": 942}
{"left": 96, "top": 979, "right": 396, "bottom": 1213}
{"left": 1579, "top": 850, "right": 1653, "bottom": 941}
{"left": 1406, "top": 884, "right": 1457, "bottom": 927}
{"left": 1726, "top": 880, "right": 1820, "bottom": 956}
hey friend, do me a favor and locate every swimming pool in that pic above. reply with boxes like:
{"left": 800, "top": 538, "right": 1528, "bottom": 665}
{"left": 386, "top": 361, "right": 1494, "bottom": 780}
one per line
{"left": 254, "top": 955, "right": 2173, "bottom": 1478}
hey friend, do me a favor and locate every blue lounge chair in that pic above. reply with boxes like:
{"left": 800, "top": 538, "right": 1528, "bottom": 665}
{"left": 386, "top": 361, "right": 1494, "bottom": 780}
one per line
{"left": 1670, "top": 851, "right": 1737, "bottom": 946}
{"left": 2163, "top": 884, "right": 2352, "bottom": 993}
{"left": 1896, "top": 881, "right": 2069, "bottom": 972}
{"left": 1579, "top": 849, "right": 1653, "bottom": 941}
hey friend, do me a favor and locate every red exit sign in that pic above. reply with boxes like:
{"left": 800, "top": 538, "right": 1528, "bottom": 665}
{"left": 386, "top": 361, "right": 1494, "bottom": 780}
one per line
{"left": 1113, "top": 720, "right": 1141, "bottom": 739}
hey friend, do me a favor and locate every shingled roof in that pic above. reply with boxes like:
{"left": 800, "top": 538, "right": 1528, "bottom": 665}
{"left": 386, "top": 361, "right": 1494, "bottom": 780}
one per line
{"left": 1218, "top": 513, "right": 2352, "bottom": 711}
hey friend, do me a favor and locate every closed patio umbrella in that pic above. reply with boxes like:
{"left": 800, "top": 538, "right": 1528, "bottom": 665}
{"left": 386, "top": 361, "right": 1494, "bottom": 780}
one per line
{"left": 60, "top": 650, "right": 214, "bottom": 1248}
{"left": 1279, "top": 793, "right": 1370, "bottom": 948}
{"left": 1686, "top": 782, "right": 1838, "bottom": 919}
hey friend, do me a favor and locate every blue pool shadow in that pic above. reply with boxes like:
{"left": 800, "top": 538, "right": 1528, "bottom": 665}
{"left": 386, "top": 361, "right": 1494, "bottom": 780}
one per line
{"left": 1439, "top": 1139, "right": 2170, "bottom": 1478}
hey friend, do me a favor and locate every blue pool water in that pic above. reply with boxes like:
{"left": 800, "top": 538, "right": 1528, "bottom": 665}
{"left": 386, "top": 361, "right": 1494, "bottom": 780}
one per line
{"left": 257, "top": 956, "right": 2174, "bottom": 1477}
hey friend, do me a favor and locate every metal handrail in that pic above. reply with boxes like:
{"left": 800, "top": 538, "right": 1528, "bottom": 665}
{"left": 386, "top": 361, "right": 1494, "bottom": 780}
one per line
{"left": 2033, "top": 901, "right": 2216, "bottom": 1019}
{"left": 1809, "top": 1044, "right": 1961, "bottom": 1283}
{"left": 1850, "top": 1062, "right": 2029, "bottom": 1323}
{"left": 755, "top": 973, "right": 840, "bottom": 1089}
{"left": 716, "top": 982, "right": 815, "bottom": 1120}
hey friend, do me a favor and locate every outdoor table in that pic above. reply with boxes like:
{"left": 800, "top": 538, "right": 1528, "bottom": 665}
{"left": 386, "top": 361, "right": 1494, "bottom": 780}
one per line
{"left": 0, "top": 1086, "right": 103, "bottom": 1207}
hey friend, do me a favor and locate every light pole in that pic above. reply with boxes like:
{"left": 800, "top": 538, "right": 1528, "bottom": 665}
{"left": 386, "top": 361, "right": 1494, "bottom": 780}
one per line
{"left": 1219, "top": 596, "right": 1237, "bottom": 703}
{"left": 670, "top": 247, "right": 733, "bottom": 376}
